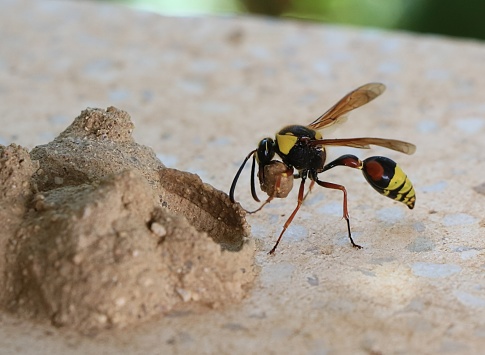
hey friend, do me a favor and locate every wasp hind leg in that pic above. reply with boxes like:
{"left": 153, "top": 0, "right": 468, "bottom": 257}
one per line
{"left": 318, "top": 154, "right": 416, "bottom": 248}
{"left": 314, "top": 179, "right": 362, "bottom": 249}
{"left": 317, "top": 154, "right": 365, "bottom": 249}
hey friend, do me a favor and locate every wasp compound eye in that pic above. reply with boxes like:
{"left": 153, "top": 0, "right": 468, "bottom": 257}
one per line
{"left": 362, "top": 156, "right": 416, "bottom": 209}
{"left": 256, "top": 138, "right": 275, "bottom": 165}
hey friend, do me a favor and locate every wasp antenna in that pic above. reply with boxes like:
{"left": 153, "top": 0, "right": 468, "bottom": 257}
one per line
{"left": 250, "top": 153, "right": 261, "bottom": 202}
{"left": 230, "top": 149, "right": 257, "bottom": 203}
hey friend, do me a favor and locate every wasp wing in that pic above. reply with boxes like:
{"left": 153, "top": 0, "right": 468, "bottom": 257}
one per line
{"left": 310, "top": 137, "right": 416, "bottom": 155}
{"left": 307, "top": 83, "right": 386, "bottom": 131}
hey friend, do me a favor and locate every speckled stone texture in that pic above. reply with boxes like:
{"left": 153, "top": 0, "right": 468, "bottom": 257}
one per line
{"left": 1, "top": 0, "right": 485, "bottom": 353}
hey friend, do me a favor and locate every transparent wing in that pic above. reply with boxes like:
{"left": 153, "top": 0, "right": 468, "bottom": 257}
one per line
{"left": 307, "top": 83, "right": 386, "bottom": 131}
{"left": 310, "top": 137, "right": 416, "bottom": 155}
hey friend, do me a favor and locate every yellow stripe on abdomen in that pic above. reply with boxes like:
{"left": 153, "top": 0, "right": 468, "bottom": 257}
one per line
{"left": 362, "top": 156, "right": 416, "bottom": 209}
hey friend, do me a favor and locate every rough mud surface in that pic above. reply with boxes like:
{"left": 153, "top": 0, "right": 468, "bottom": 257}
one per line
{"left": 0, "top": 107, "right": 254, "bottom": 333}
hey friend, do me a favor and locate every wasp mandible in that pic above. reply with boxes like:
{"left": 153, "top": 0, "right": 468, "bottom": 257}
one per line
{"left": 230, "top": 83, "right": 416, "bottom": 254}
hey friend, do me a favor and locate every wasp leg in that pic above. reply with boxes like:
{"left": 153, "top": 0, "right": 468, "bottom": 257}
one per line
{"left": 248, "top": 166, "right": 294, "bottom": 214}
{"left": 303, "top": 180, "right": 315, "bottom": 201}
{"left": 314, "top": 179, "right": 362, "bottom": 249}
{"left": 269, "top": 177, "right": 306, "bottom": 255}
{"left": 294, "top": 168, "right": 316, "bottom": 201}
{"left": 246, "top": 196, "right": 275, "bottom": 214}
{"left": 247, "top": 173, "right": 282, "bottom": 214}
{"left": 295, "top": 170, "right": 315, "bottom": 199}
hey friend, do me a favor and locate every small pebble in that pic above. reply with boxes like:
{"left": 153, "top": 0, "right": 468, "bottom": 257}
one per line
{"left": 176, "top": 288, "right": 191, "bottom": 302}
{"left": 150, "top": 222, "right": 167, "bottom": 237}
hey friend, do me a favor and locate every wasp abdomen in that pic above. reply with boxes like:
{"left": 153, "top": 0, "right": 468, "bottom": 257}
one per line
{"left": 362, "top": 156, "right": 416, "bottom": 209}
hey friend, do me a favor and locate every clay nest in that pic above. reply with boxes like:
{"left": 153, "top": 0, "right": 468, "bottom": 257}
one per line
{"left": 0, "top": 107, "right": 254, "bottom": 333}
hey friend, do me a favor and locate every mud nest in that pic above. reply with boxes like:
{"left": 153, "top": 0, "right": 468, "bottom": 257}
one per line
{"left": 0, "top": 107, "right": 254, "bottom": 333}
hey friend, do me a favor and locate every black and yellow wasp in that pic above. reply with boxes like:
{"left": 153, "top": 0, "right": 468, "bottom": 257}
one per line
{"left": 229, "top": 83, "right": 416, "bottom": 254}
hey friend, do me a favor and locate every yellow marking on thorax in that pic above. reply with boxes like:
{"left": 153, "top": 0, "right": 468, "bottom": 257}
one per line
{"left": 276, "top": 133, "right": 298, "bottom": 155}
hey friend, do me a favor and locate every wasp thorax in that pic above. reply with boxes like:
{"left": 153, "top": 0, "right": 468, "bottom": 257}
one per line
{"left": 256, "top": 137, "right": 276, "bottom": 164}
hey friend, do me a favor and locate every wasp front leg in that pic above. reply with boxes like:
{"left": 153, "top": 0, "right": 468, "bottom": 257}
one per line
{"left": 247, "top": 161, "right": 294, "bottom": 214}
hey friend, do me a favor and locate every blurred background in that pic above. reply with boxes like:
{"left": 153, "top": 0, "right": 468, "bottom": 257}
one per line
{"left": 101, "top": 0, "right": 485, "bottom": 40}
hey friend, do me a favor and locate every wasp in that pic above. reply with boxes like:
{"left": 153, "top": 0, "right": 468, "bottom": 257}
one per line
{"left": 229, "top": 83, "right": 416, "bottom": 254}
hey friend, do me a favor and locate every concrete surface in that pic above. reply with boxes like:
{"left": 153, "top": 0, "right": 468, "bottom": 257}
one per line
{"left": 1, "top": 0, "right": 485, "bottom": 353}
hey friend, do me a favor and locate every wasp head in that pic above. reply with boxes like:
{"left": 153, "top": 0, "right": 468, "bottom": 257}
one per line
{"left": 256, "top": 137, "right": 275, "bottom": 166}
{"left": 229, "top": 138, "right": 277, "bottom": 205}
